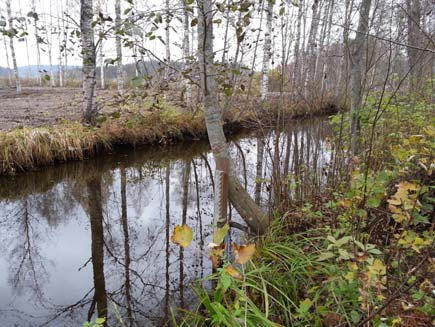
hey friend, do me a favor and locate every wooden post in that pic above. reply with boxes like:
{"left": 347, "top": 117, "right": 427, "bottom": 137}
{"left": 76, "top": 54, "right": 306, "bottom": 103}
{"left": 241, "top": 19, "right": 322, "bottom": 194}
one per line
{"left": 214, "top": 157, "right": 230, "bottom": 228}
{"left": 214, "top": 169, "right": 228, "bottom": 228}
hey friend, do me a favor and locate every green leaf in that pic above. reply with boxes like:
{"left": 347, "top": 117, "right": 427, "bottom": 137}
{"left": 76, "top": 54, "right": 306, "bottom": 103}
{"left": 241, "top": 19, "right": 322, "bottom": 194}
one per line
{"left": 213, "top": 223, "right": 229, "bottom": 244}
{"left": 95, "top": 317, "right": 106, "bottom": 325}
{"left": 131, "top": 76, "right": 143, "bottom": 87}
{"left": 367, "top": 197, "right": 381, "bottom": 208}
{"left": 297, "top": 298, "right": 312, "bottom": 317}
{"left": 317, "top": 251, "right": 334, "bottom": 261}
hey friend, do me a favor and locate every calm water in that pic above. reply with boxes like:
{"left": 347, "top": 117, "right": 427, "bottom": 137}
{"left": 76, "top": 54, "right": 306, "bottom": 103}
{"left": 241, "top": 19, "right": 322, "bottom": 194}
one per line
{"left": 0, "top": 117, "right": 332, "bottom": 326}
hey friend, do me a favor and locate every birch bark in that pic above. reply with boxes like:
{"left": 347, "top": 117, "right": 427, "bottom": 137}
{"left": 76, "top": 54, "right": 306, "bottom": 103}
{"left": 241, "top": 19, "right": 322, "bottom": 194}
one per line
{"left": 350, "top": 0, "right": 372, "bottom": 155}
{"left": 80, "top": 0, "right": 98, "bottom": 125}
{"left": 198, "top": 0, "right": 268, "bottom": 234}
{"left": 6, "top": 0, "right": 21, "bottom": 93}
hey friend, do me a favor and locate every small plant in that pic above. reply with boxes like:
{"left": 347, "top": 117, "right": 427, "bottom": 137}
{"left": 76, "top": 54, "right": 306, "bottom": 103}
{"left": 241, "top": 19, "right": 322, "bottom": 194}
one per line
{"left": 83, "top": 317, "right": 106, "bottom": 327}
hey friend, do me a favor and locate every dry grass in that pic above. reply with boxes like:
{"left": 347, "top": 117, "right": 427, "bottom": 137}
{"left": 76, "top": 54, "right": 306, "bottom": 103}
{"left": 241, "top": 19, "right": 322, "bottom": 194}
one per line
{"left": 0, "top": 107, "right": 211, "bottom": 175}
{"left": 0, "top": 93, "right": 340, "bottom": 175}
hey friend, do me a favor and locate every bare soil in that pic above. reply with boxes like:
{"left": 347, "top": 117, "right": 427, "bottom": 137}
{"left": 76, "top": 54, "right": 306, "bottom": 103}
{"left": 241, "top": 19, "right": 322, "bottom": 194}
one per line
{"left": 0, "top": 87, "right": 118, "bottom": 131}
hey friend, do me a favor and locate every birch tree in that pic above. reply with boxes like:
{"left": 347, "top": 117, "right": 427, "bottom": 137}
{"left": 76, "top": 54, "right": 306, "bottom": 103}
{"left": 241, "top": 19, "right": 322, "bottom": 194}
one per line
{"left": 2, "top": 35, "right": 13, "bottom": 86}
{"left": 164, "top": 0, "right": 171, "bottom": 78}
{"left": 350, "top": 0, "right": 372, "bottom": 155}
{"left": 96, "top": 0, "right": 105, "bottom": 89}
{"left": 261, "top": 0, "right": 273, "bottom": 101}
{"left": 6, "top": 0, "right": 21, "bottom": 93}
{"left": 197, "top": 0, "right": 268, "bottom": 234}
{"left": 46, "top": 0, "right": 55, "bottom": 87}
{"left": 31, "top": 0, "right": 42, "bottom": 86}
{"left": 115, "top": 0, "right": 123, "bottom": 94}
{"left": 181, "top": 0, "right": 191, "bottom": 105}
{"left": 17, "top": 0, "right": 31, "bottom": 79}
{"left": 80, "top": 0, "right": 98, "bottom": 125}
{"left": 406, "top": 0, "right": 423, "bottom": 91}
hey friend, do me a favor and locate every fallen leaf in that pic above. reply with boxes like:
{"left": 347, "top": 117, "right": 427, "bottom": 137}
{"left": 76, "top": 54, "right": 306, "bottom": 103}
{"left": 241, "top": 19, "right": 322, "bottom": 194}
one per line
{"left": 224, "top": 265, "right": 242, "bottom": 279}
{"left": 233, "top": 243, "right": 255, "bottom": 264}
{"left": 171, "top": 224, "right": 193, "bottom": 248}
{"left": 210, "top": 243, "right": 225, "bottom": 269}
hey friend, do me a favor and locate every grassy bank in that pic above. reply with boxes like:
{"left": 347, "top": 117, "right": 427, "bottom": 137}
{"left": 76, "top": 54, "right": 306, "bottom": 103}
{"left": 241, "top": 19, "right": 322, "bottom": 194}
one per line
{"left": 179, "top": 96, "right": 435, "bottom": 327}
{"left": 0, "top": 95, "right": 338, "bottom": 176}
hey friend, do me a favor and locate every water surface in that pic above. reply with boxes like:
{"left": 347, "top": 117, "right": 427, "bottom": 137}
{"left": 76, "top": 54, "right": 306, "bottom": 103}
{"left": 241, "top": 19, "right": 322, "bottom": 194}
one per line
{"left": 0, "top": 117, "right": 332, "bottom": 326}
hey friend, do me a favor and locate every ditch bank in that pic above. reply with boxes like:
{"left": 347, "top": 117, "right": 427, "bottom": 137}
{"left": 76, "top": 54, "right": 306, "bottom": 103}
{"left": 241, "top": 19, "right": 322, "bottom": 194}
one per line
{"left": 0, "top": 98, "right": 340, "bottom": 176}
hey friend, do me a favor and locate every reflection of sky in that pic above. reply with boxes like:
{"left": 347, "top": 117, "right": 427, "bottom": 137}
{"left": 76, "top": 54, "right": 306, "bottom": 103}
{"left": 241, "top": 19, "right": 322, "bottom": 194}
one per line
{"left": 0, "top": 118, "right": 332, "bottom": 326}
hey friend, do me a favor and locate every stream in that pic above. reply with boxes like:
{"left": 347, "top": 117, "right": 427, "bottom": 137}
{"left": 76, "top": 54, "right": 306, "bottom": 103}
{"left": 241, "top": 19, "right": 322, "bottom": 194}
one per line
{"left": 0, "top": 117, "right": 332, "bottom": 326}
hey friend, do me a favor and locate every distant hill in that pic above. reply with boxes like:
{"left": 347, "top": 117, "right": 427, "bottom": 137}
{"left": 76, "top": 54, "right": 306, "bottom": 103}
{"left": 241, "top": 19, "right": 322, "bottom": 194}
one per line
{"left": 0, "top": 65, "right": 81, "bottom": 78}
{"left": 0, "top": 62, "right": 162, "bottom": 80}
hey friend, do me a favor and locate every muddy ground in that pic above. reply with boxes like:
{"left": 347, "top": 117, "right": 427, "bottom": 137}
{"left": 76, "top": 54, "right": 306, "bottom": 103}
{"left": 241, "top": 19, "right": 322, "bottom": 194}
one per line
{"left": 0, "top": 87, "right": 118, "bottom": 131}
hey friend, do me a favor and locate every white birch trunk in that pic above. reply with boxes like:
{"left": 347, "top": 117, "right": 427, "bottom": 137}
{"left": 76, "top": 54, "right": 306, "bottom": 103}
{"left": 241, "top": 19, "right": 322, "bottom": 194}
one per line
{"left": 17, "top": 0, "right": 31, "bottom": 79}
{"left": 198, "top": 0, "right": 268, "bottom": 234}
{"left": 96, "top": 0, "right": 105, "bottom": 89}
{"left": 31, "top": 0, "right": 42, "bottom": 86}
{"left": 80, "top": 0, "right": 98, "bottom": 124}
{"left": 115, "top": 0, "right": 123, "bottom": 94}
{"left": 47, "top": 0, "right": 55, "bottom": 87}
{"left": 182, "top": 0, "right": 191, "bottom": 105}
{"left": 164, "top": 0, "right": 171, "bottom": 78}
{"left": 2, "top": 36, "right": 13, "bottom": 86}
{"left": 261, "top": 0, "right": 273, "bottom": 101}
{"left": 57, "top": 0, "right": 64, "bottom": 87}
{"left": 293, "top": 0, "right": 303, "bottom": 96}
{"left": 6, "top": 0, "right": 21, "bottom": 93}
{"left": 350, "top": 0, "right": 372, "bottom": 155}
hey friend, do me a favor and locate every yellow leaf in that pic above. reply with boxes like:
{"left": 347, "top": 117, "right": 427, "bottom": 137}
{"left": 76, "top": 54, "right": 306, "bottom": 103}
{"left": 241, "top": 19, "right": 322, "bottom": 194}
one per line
{"left": 392, "top": 317, "right": 402, "bottom": 326}
{"left": 387, "top": 198, "right": 401, "bottom": 206}
{"left": 423, "top": 125, "right": 435, "bottom": 136}
{"left": 397, "top": 181, "right": 420, "bottom": 192}
{"left": 224, "top": 265, "right": 242, "bottom": 279}
{"left": 210, "top": 243, "right": 225, "bottom": 269}
{"left": 233, "top": 243, "right": 256, "bottom": 264}
{"left": 171, "top": 224, "right": 193, "bottom": 248}
{"left": 213, "top": 223, "right": 229, "bottom": 244}
{"left": 339, "top": 199, "right": 353, "bottom": 208}
{"left": 392, "top": 213, "right": 409, "bottom": 223}
{"left": 388, "top": 204, "right": 402, "bottom": 214}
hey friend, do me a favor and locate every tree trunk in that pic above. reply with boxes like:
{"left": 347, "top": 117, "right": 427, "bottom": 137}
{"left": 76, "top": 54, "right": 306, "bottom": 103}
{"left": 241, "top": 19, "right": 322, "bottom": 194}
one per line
{"left": 31, "top": 0, "right": 42, "bottom": 86}
{"left": 306, "top": 0, "right": 321, "bottom": 94}
{"left": 246, "top": 0, "right": 264, "bottom": 99}
{"left": 164, "top": 0, "right": 171, "bottom": 78}
{"left": 406, "top": 0, "right": 423, "bottom": 91}
{"left": 115, "top": 0, "right": 123, "bottom": 94}
{"left": 293, "top": 0, "right": 303, "bottom": 97}
{"left": 6, "top": 0, "right": 21, "bottom": 93}
{"left": 47, "top": 0, "right": 55, "bottom": 87}
{"left": 57, "top": 1, "right": 64, "bottom": 87}
{"left": 87, "top": 176, "right": 108, "bottom": 324}
{"left": 17, "top": 0, "right": 31, "bottom": 79}
{"left": 80, "top": 0, "right": 98, "bottom": 125}
{"left": 182, "top": 0, "right": 191, "bottom": 105}
{"left": 350, "top": 0, "right": 372, "bottom": 155}
{"left": 2, "top": 36, "right": 13, "bottom": 86}
{"left": 261, "top": 0, "right": 273, "bottom": 101}
{"left": 198, "top": 0, "right": 268, "bottom": 234}
{"left": 120, "top": 167, "right": 133, "bottom": 327}
{"left": 96, "top": 0, "right": 105, "bottom": 89}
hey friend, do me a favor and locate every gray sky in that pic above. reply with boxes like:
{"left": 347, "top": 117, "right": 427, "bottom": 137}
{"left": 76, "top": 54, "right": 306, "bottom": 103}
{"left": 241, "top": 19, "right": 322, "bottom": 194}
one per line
{"left": 1, "top": 0, "right": 333, "bottom": 73}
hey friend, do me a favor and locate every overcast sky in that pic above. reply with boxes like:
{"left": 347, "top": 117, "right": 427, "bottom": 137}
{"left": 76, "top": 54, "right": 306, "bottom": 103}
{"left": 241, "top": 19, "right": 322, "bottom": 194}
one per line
{"left": 1, "top": 0, "right": 338, "bottom": 74}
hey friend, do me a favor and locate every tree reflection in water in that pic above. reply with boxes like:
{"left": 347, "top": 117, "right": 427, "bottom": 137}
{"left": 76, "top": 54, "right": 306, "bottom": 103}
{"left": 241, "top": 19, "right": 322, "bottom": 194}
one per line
{"left": 0, "top": 117, "right": 333, "bottom": 326}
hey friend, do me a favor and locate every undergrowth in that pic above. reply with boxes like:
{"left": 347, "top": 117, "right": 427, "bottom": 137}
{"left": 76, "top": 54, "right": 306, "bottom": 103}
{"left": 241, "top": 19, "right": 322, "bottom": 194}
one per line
{"left": 179, "top": 95, "right": 435, "bottom": 327}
